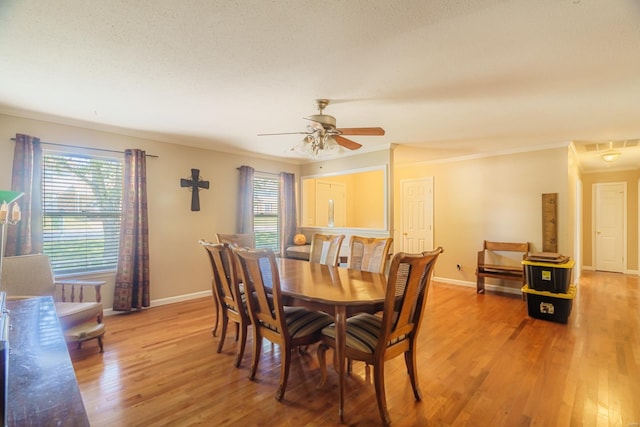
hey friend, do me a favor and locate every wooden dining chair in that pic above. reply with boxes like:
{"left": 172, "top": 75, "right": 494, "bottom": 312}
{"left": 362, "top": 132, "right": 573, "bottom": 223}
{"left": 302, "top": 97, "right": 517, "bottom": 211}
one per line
{"left": 216, "top": 232, "right": 255, "bottom": 249}
{"left": 234, "top": 247, "right": 334, "bottom": 401}
{"left": 347, "top": 236, "right": 393, "bottom": 274}
{"left": 308, "top": 233, "right": 345, "bottom": 266}
{"left": 200, "top": 240, "right": 250, "bottom": 368}
{"left": 317, "top": 247, "right": 444, "bottom": 426}
{"left": 343, "top": 236, "right": 394, "bottom": 373}
{"left": 199, "top": 239, "right": 222, "bottom": 337}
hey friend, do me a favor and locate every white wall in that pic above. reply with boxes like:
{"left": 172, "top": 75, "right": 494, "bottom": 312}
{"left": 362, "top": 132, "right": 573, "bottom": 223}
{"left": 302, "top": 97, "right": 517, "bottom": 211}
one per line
{"left": 298, "top": 148, "right": 394, "bottom": 254}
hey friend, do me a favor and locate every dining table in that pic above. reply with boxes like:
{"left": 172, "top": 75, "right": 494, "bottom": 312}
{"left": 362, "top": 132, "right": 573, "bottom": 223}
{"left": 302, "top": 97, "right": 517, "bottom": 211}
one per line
{"left": 275, "top": 257, "right": 387, "bottom": 423}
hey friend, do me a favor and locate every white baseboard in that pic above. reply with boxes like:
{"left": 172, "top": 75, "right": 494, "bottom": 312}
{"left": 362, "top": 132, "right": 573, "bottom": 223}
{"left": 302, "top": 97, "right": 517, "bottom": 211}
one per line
{"left": 433, "top": 276, "right": 475, "bottom": 288}
{"left": 433, "top": 276, "right": 522, "bottom": 296}
{"left": 577, "top": 265, "right": 638, "bottom": 275}
{"left": 104, "top": 290, "right": 212, "bottom": 316}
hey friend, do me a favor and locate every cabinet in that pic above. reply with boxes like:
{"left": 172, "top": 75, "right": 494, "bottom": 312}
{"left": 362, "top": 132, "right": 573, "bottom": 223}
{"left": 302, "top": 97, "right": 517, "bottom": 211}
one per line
{"left": 6, "top": 296, "right": 89, "bottom": 426}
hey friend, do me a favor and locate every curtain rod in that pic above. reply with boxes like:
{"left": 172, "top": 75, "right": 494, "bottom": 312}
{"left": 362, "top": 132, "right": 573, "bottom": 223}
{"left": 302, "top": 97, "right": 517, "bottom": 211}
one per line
{"left": 10, "top": 138, "right": 158, "bottom": 158}
{"left": 236, "top": 166, "right": 280, "bottom": 175}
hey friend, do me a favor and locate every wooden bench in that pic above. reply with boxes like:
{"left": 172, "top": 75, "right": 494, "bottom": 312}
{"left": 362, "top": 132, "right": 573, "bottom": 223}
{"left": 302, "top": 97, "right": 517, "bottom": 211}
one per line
{"left": 476, "top": 240, "right": 530, "bottom": 294}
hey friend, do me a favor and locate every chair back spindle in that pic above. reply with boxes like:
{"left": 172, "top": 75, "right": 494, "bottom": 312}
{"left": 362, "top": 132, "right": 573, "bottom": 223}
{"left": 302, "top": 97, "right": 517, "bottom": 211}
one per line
{"left": 309, "top": 234, "right": 345, "bottom": 266}
{"left": 381, "top": 250, "right": 439, "bottom": 350}
{"left": 206, "top": 243, "right": 245, "bottom": 321}
{"left": 236, "top": 249, "right": 284, "bottom": 338}
{"left": 347, "top": 236, "right": 393, "bottom": 274}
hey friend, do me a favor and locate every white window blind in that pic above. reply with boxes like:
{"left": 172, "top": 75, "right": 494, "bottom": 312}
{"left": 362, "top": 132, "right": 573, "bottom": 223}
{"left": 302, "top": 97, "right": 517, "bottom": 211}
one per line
{"left": 42, "top": 152, "right": 123, "bottom": 275}
{"left": 253, "top": 173, "right": 280, "bottom": 252}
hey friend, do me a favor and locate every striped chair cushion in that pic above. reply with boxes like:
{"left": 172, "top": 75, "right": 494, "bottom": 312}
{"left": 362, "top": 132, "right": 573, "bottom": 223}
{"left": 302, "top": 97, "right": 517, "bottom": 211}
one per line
{"left": 261, "top": 307, "right": 333, "bottom": 339}
{"left": 322, "top": 313, "right": 381, "bottom": 353}
{"left": 322, "top": 313, "right": 407, "bottom": 354}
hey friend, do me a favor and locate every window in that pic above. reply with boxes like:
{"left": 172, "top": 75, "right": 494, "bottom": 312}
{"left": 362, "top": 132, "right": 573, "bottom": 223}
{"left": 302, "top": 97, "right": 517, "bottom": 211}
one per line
{"left": 253, "top": 173, "right": 280, "bottom": 252}
{"left": 42, "top": 151, "right": 123, "bottom": 275}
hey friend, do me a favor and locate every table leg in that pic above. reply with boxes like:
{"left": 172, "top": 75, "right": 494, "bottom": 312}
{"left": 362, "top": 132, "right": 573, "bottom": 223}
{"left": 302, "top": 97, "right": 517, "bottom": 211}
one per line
{"left": 334, "top": 305, "right": 346, "bottom": 423}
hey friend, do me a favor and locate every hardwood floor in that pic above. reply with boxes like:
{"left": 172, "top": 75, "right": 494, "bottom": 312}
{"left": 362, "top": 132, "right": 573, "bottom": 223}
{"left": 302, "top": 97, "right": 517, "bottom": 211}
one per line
{"left": 70, "top": 271, "right": 640, "bottom": 426}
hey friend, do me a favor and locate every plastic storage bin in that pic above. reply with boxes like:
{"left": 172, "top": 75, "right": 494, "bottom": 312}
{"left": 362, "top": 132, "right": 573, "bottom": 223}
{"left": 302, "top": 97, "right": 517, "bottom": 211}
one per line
{"left": 521, "top": 284, "right": 576, "bottom": 323}
{"left": 522, "top": 259, "right": 574, "bottom": 293}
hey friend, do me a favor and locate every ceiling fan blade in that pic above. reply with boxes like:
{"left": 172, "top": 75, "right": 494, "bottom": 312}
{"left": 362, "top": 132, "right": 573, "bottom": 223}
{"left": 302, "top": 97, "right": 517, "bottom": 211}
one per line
{"left": 337, "top": 127, "right": 385, "bottom": 136}
{"left": 257, "top": 131, "right": 311, "bottom": 136}
{"left": 334, "top": 135, "right": 362, "bottom": 150}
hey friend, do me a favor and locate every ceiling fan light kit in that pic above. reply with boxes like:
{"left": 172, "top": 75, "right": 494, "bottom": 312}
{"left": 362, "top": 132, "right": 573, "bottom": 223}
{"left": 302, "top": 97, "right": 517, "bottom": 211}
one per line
{"left": 259, "top": 99, "right": 385, "bottom": 158}
{"left": 292, "top": 133, "right": 342, "bottom": 157}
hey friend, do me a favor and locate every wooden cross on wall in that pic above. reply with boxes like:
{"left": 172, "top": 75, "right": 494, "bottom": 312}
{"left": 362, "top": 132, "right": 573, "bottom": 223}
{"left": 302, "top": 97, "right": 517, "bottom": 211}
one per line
{"left": 180, "top": 169, "right": 210, "bottom": 211}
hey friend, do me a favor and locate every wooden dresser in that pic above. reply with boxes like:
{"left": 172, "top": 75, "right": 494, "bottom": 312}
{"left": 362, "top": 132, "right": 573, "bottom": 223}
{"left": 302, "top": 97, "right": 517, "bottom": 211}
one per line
{"left": 6, "top": 296, "right": 89, "bottom": 426}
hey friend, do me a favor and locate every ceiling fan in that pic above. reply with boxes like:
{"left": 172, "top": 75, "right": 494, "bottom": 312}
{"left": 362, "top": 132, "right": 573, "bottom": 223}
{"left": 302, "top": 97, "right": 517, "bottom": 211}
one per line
{"left": 258, "top": 99, "right": 385, "bottom": 156}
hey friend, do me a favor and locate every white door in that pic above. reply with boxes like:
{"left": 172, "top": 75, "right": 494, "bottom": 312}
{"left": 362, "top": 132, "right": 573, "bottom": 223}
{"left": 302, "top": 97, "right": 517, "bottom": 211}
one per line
{"left": 401, "top": 178, "right": 434, "bottom": 252}
{"left": 594, "top": 182, "right": 625, "bottom": 273}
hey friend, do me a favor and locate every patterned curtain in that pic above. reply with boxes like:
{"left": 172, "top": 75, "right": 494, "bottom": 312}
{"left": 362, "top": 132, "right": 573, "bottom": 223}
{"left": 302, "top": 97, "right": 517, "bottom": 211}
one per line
{"left": 279, "top": 172, "right": 297, "bottom": 257}
{"left": 6, "top": 133, "right": 43, "bottom": 256}
{"left": 113, "top": 149, "right": 150, "bottom": 311}
{"left": 238, "top": 165, "right": 254, "bottom": 233}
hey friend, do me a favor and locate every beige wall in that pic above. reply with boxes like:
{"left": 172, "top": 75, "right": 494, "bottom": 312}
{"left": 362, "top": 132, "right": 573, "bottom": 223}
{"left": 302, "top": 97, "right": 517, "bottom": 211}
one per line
{"left": 302, "top": 170, "right": 385, "bottom": 228}
{"left": 351, "top": 170, "right": 385, "bottom": 228}
{"left": 300, "top": 149, "right": 390, "bottom": 177}
{"left": 394, "top": 147, "right": 572, "bottom": 288}
{"left": 581, "top": 169, "right": 639, "bottom": 271}
{"left": 0, "top": 114, "right": 299, "bottom": 310}
{"left": 567, "top": 145, "right": 580, "bottom": 279}
{"left": 297, "top": 149, "right": 393, "bottom": 253}
{"left": 2, "top": 111, "right": 605, "bottom": 302}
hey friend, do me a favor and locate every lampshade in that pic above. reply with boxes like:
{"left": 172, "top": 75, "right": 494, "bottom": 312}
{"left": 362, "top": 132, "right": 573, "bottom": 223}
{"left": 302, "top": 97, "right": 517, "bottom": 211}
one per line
{"left": 292, "top": 134, "right": 342, "bottom": 158}
{"left": 291, "top": 136, "right": 315, "bottom": 156}
{"left": 601, "top": 151, "right": 621, "bottom": 163}
{"left": 317, "top": 136, "right": 341, "bottom": 157}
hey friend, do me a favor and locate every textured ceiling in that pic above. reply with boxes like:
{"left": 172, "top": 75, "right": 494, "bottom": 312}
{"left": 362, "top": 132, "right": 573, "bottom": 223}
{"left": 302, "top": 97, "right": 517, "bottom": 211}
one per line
{"left": 1, "top": 0, "right": 639, "bottom": 170}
